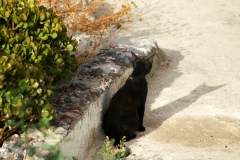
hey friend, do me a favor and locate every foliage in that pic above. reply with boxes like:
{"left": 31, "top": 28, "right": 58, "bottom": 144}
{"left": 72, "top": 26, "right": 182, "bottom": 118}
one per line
{"left": 93, "top": 136, "right": 130, "bottom": 160}
{"left": 38, "top": 0, "right": 137, "bottom": 64}
{"left": 0, "top": 0, "right": 78, "bottom": 143}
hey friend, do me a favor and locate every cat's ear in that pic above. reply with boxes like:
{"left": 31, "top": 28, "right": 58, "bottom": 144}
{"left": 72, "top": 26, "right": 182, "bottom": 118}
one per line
{"left": 148, "top": 54, "right": 155, "bottom": 63}
{"left": 131, "top": 51, "right": 138, "bottom": 61}
{"left": 131, "top": 51, "right": 138, "bottom": 68}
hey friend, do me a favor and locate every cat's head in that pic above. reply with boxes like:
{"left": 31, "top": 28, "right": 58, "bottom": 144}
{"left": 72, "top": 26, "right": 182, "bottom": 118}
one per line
{"left": 131, "top": 52, "right": 154, "bottom": 75}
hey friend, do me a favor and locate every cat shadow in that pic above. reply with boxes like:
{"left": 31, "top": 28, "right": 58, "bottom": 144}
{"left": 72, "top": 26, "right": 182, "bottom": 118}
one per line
{"left": 145, "top": 83, "right": 226, "bottom": 129}
{"left": 127, "top": 48, "right": 226, "bottom": 143}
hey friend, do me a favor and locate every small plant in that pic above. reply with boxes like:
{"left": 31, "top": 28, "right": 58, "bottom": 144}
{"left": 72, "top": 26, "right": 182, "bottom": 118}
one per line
{"left": 93, "top": 136, "right": 130, "bottom": 160}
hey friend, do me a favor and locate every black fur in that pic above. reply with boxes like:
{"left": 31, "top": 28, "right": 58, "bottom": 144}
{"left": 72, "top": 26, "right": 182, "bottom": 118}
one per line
{"left": 103, "top": 52, "right": 154, "bottom": 145}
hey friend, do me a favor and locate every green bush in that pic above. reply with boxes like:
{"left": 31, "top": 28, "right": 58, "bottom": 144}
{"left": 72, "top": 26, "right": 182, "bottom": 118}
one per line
{"left": 0, "top": 0, "right": 78, "bottom": 142}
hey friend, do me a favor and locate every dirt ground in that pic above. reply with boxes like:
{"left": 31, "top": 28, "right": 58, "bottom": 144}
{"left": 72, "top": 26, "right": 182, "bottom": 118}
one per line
{"left": 87, "top": 0, "right": 240, "bottom": 159}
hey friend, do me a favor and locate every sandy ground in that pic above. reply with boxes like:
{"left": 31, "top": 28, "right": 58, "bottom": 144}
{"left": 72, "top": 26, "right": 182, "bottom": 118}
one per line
{"left": 87, "top": 0, "right": 240, "bottom": 159}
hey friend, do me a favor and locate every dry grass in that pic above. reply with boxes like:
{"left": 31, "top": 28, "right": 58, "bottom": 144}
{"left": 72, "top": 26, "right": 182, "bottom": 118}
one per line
{"left": 38, "top": 0, "right": 137, "bottom": 64}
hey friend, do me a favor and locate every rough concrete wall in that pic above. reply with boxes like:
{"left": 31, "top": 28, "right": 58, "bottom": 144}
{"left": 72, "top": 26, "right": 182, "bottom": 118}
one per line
{"left": 61, "top": 67, "right": 133, "bottom": 159}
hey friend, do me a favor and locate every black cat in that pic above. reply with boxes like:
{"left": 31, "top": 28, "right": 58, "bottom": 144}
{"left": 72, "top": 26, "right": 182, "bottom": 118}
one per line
{"left": 102, "top": 51, "right": 154, "bottom": 145}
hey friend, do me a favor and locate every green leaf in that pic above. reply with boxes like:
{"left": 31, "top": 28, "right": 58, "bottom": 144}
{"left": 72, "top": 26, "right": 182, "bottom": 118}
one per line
{"left": 50, "top": 32, "right": 57, "bottom": 39}
{"left": 4, "top": 48, "right": 11, "bottom": 54}
{"left": 0, "top": 96, "right": 2, "bottom": 106}
{"left": 12, "top": 16, "right": 20, "bottom": 24}
{"left": 55, "top": 58, "right": 63, "bottom": 64}
{"left": 28, "top": 0, "right": 35, "bottom": 5}
{"left": 38, "top": 118, "right": 50, "bottom": 128}
{"left": 5, "top": 91, "right": 12, "bottom": 103}
{"left": 66, "top": 44, "right": 73, "bottom": 51}
{"left": 47, "top": 89, "right": 52, "bottom": 96}
{"left": 40, "top": 34, "right": 48, "bottom": 40}
{"left": 12, "top": 100, "right": 22, "bottom": 108}
{"left": 31, "top": 90, "right": 37, "bottom": 96}
{"left": 23, "top": 22, "right": 28, "bottom": 28}
{"left": 41, "top": 110, "right": 49, "bottom": 118}
{"left": 5, "top": 11, "right": 10, "bottom": 18}
{"left": 40, "top": 12, "right": 45, "bottom": 21}
{"left": 53, "top": 18, "right": 59, "bottom": 23}
{"left": 37, "top": 88, "right": 42, "bottom": 94}
{"left": 32, "top": 82, "right": 39, "bottom": 89}
{"left": 17, "top": 22, "right": 24, "bottom": 28}
{"left": 18, "top": 80, "right": 29, "bottom": 92}
{"left": 6, "top": 120, "right": 16, "bottom": 126}
{"left": 45, "top": 12, "right": 50, "bottom": 18}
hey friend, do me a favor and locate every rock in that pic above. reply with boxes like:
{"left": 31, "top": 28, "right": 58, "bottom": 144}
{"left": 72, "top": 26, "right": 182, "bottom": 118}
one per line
{"left": 50, "top": 117, "right": 60, "bottom": 126}
{"left": 109, "top": 36, "right": 166, "bottom": 58}
{"left": 64, "top": 97, "right": 73, "bottom": 103}
{"left": 89, "top": 88, "right": 103, "bottom": 96}
{"left": 6, "top": 134, "right": 20, "bottom": 141}
{"left": 71, "top": 110, "right": 83, "bottom": 115}
{"left": 90, "top": 68, "right": 103, "bottom": 77}
{"left": 72, "top": 104, "right": 83, "bottom": 111}
{"left": 63, "top": 118, "right": 72, "bottom": 125}
{"left": 14, "top": 153, "right": 24, "bottom": 160}
{"left": 113, "top": 55, "right": 131, "bottom": 67}
{"left": 60, "top": 123, "right": 70, "bottom": 130}
{"left": 0, "top": 148, "right": 11, "bottom": 159}
{"left": 61, "top": 112, "right": 76, "bottom": 121}
{"left": 55, "top": 127, "right": 67, "bottom": 135}
{"left": 77, "top": 83, "right": 87, "bottom": 90}
{"left": 69, "top": 83, "right": 78, "bottom": 90}
{"left": 35, "top": 147, "right": 50, "bottom": 158}
{"left": 79, "top": 97, "right": 91, "bottom": 106}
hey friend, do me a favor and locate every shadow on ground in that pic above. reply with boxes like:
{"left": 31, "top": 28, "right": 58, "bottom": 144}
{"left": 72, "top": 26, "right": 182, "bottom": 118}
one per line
{"left": 128, "top": 48, "right": 226, "bottom": 142}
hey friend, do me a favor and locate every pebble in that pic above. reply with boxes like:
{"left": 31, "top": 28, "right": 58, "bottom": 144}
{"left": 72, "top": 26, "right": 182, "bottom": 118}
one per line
{"left": 90, "top": 68, "right": 103, "bottom": 77}
{"left": 64, "top": 97, "right": 73, "bottom": 103}
{"left": 0, "top": 148, "right": 11, "bottom": 158}
{"left": 55, "top": 127, "right": 67, "bottom": 135}
{"left": 11, "top": 147, "right": 24, "bottom": 154}
{"left": 78, "top": 83, "right": 87, "bottom": 90}
{"left": 15, "top": 153, "right": 24, "bottom": 160}
{"left": 120, "top": 56, "right": 131, "bottom": 67}
{"left": 71, "top": 110, "right": 83, "bottom": 115}
{"left": 50, "top": 117, "right": 60, "bottom": 126}
{"left": 60, "top": 123, "right": 70, "bottom": 130}
{"left": 89, "top": 88, "right": 103, "bottom": 96}
{"left": 63, "top": 118, "right": 72, "bottom": 125}
{"left": 61, "top": 112, "right": 76, "bottom": 121}
{"left": 73, "top": 91, "right": 85, "bottom": 98}
{"left": 79, "top": 98, "right": 89, "bottom": 106}
{"left": 6, "top": 134, "right": 19, "bottom": 141}
{"left": 35, "top": 148, "right": 51, "bottom": 158}
{"left": 82, "top": 62, "right": 92, "bottom": 68}
{"left": 71, "top": 104, "right": 83, "bottom": 111}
